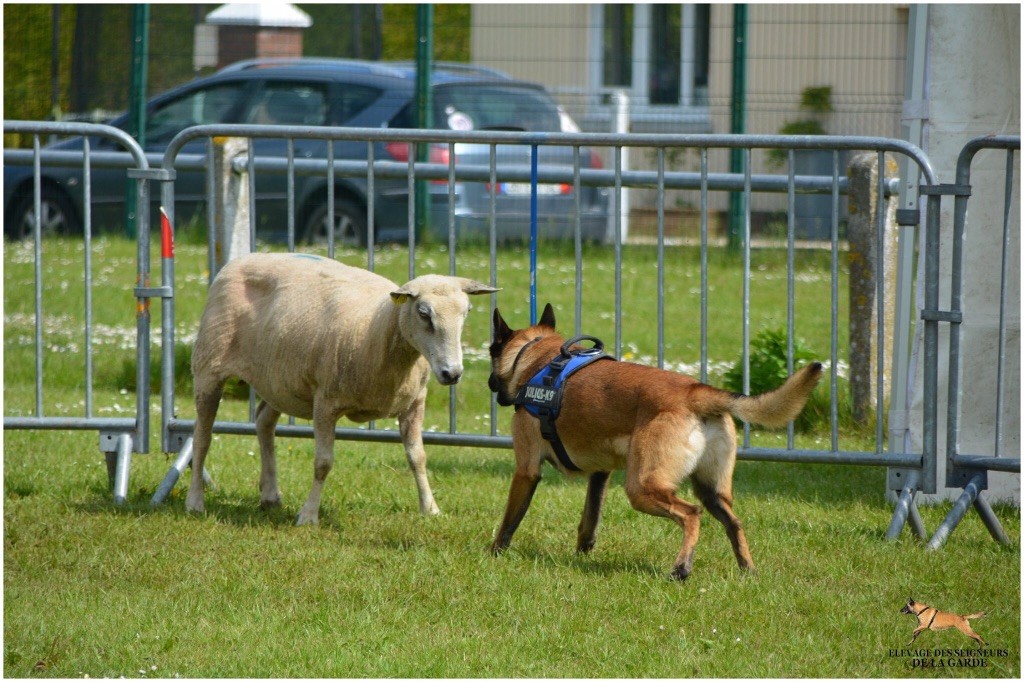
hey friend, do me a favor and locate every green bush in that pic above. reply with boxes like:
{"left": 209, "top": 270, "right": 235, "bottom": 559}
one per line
{"left": 116, "top": 342, "right": 248, "bottom": 400}
{"left": 723, "top": 327, "right": 832, "bottom": 433}
{"left": 724, "top": 328, "right": 815, "bottom": 394}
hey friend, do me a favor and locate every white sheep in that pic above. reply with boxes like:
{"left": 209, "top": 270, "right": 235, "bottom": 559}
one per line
{"left": 185, "top": 252, "right": 496, "bottom": 524}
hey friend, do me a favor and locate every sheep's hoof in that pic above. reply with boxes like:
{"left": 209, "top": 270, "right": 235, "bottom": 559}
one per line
{"left": 295, "top": 512, "right": 319, "bottom": 526}
{"left": 260, "top": 497, "right": 281, "bottom": 510}
{"left": 185, "top": 503, "right": 205, "bottom": 515}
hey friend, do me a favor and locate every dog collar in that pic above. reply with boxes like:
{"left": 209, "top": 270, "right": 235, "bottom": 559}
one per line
{"left": 513, "top": 335, "right": 614, "bottom": 472}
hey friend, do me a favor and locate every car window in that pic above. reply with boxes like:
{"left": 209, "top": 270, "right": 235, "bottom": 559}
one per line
{"left": 245, "top": 83, "right": 328, "bottom": 126}
{"left": 388, "top": 84, "right": 563, "bottom": 132}
{"left": 145, "top": 82, "right": 247, "bottom": 145}
{"left": 329, "top": 85, "right": 382, "bottom": 124}
{"left": 433, "top": 84, "right": 563, "bottom": 132}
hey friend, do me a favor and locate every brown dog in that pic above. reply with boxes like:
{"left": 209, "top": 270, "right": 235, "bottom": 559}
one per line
{"left": 901, "top": 598, "right": 987, "bottom": 646}
{"left": 488, "top": 303, "right": 822, "bottom": 579}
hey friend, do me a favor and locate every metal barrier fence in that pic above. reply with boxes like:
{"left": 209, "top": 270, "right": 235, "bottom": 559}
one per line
{"left": 2, "top": 120, "right": 161, "bottom": 504}
{"left": 144, "top": 124, "right": 935, "bottom": 536}
{"left": 8, "top": 121, "right": 1014, "bottom": 547}
{"left": 925, "top": 135, "right": 1021, "bottom": 549}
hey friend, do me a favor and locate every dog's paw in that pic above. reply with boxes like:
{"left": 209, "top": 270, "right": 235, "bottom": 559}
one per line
{"left": 576, "top": 540, "right": 597, "bottom": 554}
{"left": 669, "top": 565, "right": 691, "bottom": 581}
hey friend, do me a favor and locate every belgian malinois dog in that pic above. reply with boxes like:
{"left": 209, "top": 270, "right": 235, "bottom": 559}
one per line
{"left": 901, "top": 598, "right": 987, "bottom": 646}
{"left": 488, "top": 304, "right": 823, "bottom": 580}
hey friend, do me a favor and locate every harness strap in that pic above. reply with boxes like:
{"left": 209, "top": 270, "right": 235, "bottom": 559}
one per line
{"left": 514, "top": 335, "right": 613, "bottom": 472}
{"left": 547, "top": 422, "right": 581, "bottom": 472}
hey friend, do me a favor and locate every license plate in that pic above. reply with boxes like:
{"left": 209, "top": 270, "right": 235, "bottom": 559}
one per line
{"left": 500, "top": 182, "right": 566, "bottom": 196}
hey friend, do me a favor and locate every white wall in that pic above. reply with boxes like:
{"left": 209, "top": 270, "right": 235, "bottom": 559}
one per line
{"left": 909, "top": 4, "right": 1021, "bottom": 503}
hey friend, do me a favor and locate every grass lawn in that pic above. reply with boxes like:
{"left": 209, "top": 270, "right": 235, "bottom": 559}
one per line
{"left": 3, "top": 236, "right": 1020, "bottom": 677}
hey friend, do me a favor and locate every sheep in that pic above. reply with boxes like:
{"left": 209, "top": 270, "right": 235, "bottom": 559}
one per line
{"left": 185, "top": 252, "right": 497, "bottom": 525}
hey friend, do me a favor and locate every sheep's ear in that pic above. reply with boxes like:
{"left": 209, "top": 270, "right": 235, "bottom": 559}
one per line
{"left": 462, "top": 279, "right": 500, "bottom": 296}
{"left": 390, "top": 287, "right": 416, "bottom": 304}
{"left": 538, "top": 303, "right": 556, "bottom": 329}
{"left": 492, "top": 308, "right": 513, "bottom": 344}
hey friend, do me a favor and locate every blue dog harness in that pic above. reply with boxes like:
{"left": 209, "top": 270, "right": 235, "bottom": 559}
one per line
{"left": 514, "top": 335, "right": 614, "bottom": 472}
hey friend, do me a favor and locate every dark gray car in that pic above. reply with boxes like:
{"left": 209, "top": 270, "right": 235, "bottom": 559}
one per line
{"left": 4, "top": 58, "right": 611, "bottom": 245}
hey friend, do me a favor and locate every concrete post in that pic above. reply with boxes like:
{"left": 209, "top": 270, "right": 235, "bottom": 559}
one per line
{"left": 847, "top": 152, "right": 899, "bottom": 422}
{"left": 212, "top": 136, "right": 252, "bottom": 273}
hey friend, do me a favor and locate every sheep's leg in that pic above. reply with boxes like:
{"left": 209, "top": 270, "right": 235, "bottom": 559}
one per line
{"left": 186, "top": 378, "right": 225, "bottom": 513}
{"left": 399, "top": 389, "right": 440, "bottom": 515}
{"left": 255, "top": 400, "right": 282, "bottom": 508}
{"left": 295, "top": 402, "right": 339, "bottom": 526}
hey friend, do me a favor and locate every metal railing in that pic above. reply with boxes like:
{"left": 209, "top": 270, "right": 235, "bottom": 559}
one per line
{"left": 2, "top": 120, "right": 164, "bottom": 503}
{"left": 925, "top": 135, "right": 1020, "bottom": 549}
{"left": 12, "top": 121, "right": 1013, "bottom": 549}
{"left": 144, "top": 125, "right": 935, "bottom": 535}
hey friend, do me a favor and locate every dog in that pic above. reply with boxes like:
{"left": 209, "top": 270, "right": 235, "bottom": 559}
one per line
{"left": 900, "top": 598, "right": 987, "bottom": 646}
{"left": 488, "top": 303, "right": 822, "bottom": 580}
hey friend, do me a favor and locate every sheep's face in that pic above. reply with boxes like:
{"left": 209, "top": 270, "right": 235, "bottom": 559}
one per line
{"left": 391, "top": 276, "right": 498, "bottom": 386}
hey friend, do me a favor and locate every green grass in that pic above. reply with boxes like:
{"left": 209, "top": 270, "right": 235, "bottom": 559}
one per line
{"left": 4, "top": 236, "right": 1020, "bottom": 677}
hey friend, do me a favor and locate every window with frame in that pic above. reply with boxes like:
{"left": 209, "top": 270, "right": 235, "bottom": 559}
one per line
{"left": 144, "top": 82, "right": 248, "bottom": 145}
{"left": 597, "top": 3, "right": 710, "bottom": 109}
{"left": 245, "top": 83, "right": 329, "bottom": 126}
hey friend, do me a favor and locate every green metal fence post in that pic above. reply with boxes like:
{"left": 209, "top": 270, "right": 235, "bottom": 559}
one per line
{"left": 125, "top": 4, "right": 149, "bottom": 239}
{"left": 728, "top": 4, "right": 747, "bottom": 251}
{"left": 415, "top": 4, "right": 434, "bottom": 241}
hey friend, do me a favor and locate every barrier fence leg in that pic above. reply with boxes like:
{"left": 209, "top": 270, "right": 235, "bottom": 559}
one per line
{"left": 885, "top": 485, "right": 915, "bottom": 540}
{"left": 973, "top": 493, "right": 1011, "bottom": 545}
{"left": 112, "top": 433, "right": 133, "bottom": 506}
{"left": 926, "top": 473, "right": 985, "bottom": 550}
{"left": 908, "top": 500, "right": 928, "bottom": 540}
{"left": 150, "top": 436, "right": 193, "bottom": 507}
{"left": 885, "top": 472, "right": 920, "bottom": 541}
{"left": 150, "top": 436, "right": 214, "bottom": 507}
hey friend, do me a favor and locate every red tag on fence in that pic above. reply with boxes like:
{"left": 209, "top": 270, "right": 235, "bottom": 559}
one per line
{"left": 160, "top": 207, "right": 174, "bottom": 259}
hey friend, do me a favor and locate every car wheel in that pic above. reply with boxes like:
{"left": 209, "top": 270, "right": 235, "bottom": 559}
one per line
{"left": 7, "top": 187, "right": 80, "bottom": 240}
{"left": 302, "top": 197, "right": 368, "bottom": 248}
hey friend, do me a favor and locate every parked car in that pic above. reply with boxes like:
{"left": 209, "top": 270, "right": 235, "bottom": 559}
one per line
{"left": 4, "top": 58, "right": 610, "bottom": 245}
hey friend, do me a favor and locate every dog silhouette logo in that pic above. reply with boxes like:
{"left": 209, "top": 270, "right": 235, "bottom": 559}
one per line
{"left": 900, "top": 598, "right": 986, "bottom": 646}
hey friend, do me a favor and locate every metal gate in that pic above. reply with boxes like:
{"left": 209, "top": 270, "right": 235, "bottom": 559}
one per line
{"left": 6, "top": 120, "right": 1014, "bottom": 546}
{"left": 146, "top": 124, "right": 937, "bottom": 535}
{"left": 2, "top": 120, "right": 162, "bottom": 503}
{"left": 924, "top": 135, "right": 1021, "bottom": 549}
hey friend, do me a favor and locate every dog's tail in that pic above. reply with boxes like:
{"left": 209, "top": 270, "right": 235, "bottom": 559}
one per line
{"left": 692, "top": 362, "right": 823, "bottom": 428}
{"left": 964, "top": 612, "right": 986, "bottom": 620}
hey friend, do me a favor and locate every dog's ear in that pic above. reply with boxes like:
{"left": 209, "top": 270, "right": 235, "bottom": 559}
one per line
{"left": 492, "top": 308, "right": 513, "bottom": 345}
{"left": 538, "top": 302, "right": 556, "bottom": 329}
